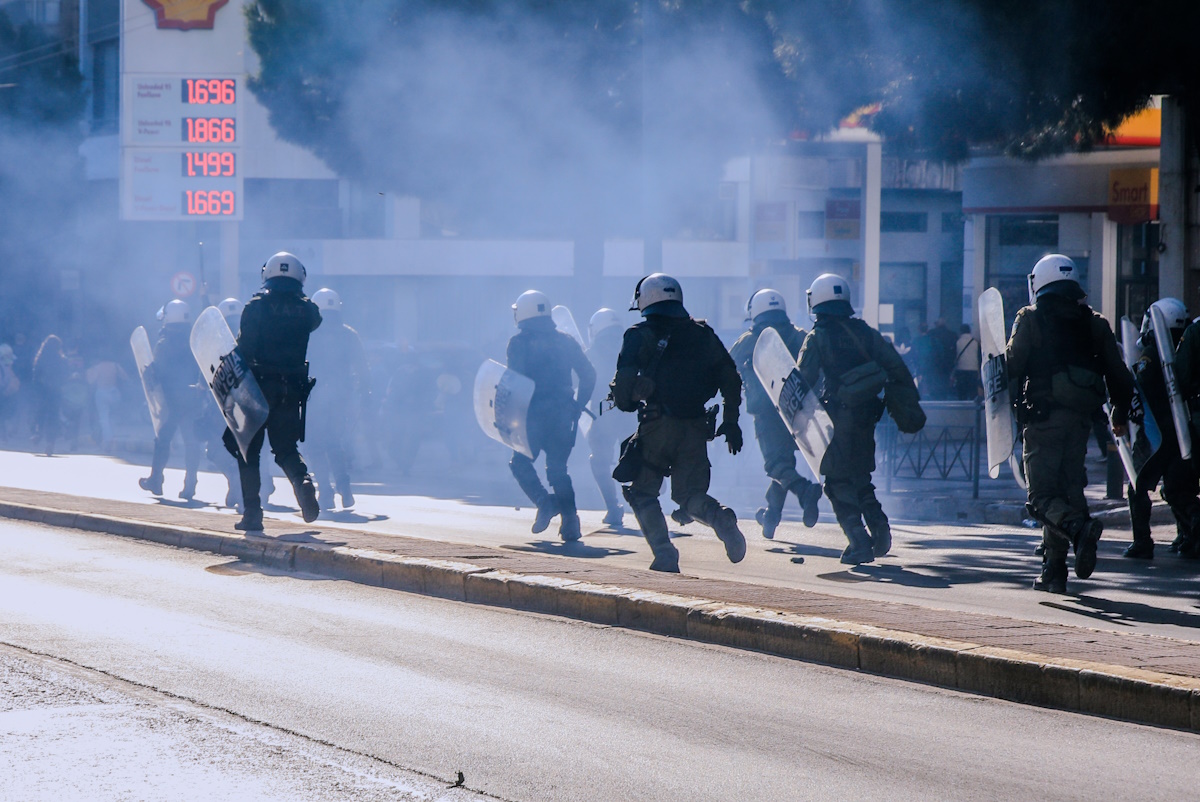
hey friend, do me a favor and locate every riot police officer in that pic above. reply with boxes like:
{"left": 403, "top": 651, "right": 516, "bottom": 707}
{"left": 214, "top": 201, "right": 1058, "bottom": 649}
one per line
{"left": 1124, "top": 298, "right": 1199, "bottom": 559}
{"left": 585, "top": 308, "right": 635, "bottom": 527}
{"left": 307, "top": 288, "right": 371, "bottom": 513}
{"left": 139, "top": 299, "right": 203, "bottom": 501}
{"left": 1007, "top": 254, "right": 1133, "bottom": 592}
{"left": 796, "top": 274, "right": 916, "bottom": 565}
{"left": 611, "top": 274, "right": 745, "bottom": 572}
{"left": 507, "top": 290, "right": 596, "bottom": 541}
{"left": 730, "top": 289, "right": 824, "bottom": 539}
{"left": 229, "top": 251, "right": 323, "bottom": 530}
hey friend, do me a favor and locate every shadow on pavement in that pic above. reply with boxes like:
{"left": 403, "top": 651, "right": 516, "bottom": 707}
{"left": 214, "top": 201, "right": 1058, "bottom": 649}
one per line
{"left": 766, "top": 540, "right": 844, "bottom": 560}
{"left": 269, "top": 530, "right": 346, "bottom": 546}
{"left": 318, "top": 511, "right": 390, "bottom": 524}
{"left": 818, "top": 564, "right": 953, "bottom": 589}
{"left": 1043, "top": 595, "right": 1200, "bottom": 630}
{"left": 503, "top": 540, "right": 636, "bottom": 559}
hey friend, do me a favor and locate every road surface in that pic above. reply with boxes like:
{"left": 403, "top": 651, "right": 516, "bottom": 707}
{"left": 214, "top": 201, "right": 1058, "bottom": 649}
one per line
{"left": 1, "top": 519, "right": 1196, "bottom": 801}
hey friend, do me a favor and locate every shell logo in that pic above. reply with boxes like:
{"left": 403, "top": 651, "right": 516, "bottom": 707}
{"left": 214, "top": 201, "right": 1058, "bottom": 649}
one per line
{"left": 142, "top": 0, "right": 230, "bottom": 31}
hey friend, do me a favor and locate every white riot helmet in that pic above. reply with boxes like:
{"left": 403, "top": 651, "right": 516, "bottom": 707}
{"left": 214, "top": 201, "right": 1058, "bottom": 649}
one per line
{"left": 262, "top": 251, "right": 306, "bottom": 285}
{"left": 747, "top": 288, "right": 786, "bottom": 322}
{"left": 1028, "top": 254, "right": 1079, "bottom": 301}
{"left": 1142, "top": 298, "right": 1189, "bottom": 340}
{"left": 589, "top": 308, "right": 622, "bottom": 341}
{"left": 513, "top": 290, "right": 551, "bottom": 324}
{"left": 217, "top": 298, "right": 243, "bottom": 320}
{"left": 629, "top": 273, "right": 682, "bottom": 313}
{"left": 312, "top": 288, "right": 342, "bottom": 313}
{"left": 806, "top": 273, "right": 852, "bottom": 315}
{"left": 162, "top": 299, "right": 191, "bottom": 325}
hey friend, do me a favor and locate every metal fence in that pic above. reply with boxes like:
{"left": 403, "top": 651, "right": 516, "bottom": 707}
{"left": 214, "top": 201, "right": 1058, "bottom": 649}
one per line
{"left": 879, "top": 401, "right": 983, "bottom": 499}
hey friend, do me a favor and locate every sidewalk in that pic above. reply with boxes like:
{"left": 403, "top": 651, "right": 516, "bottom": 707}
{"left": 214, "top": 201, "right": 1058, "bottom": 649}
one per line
{"left": 2, "top": 478, "right": 1199, "bottom": 732}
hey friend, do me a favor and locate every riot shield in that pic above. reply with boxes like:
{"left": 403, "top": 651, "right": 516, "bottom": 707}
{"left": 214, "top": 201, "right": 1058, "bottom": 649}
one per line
{"left": 552, "top": 305, "right": 587, "bottom": 350}
{"left": 474, "top": 359, "right": 535, "bottom": 459}
{"left": 752, "top": 326, "right": 832, "bottom": 479}
{"left": 551, "top": 304, "right": 593, "bottom": 436}
{"left": 978, "top": 288, "right": 1024, "bottom": 482}
{"left": 1110, "top": 317, "right": 1162, "bottom": 486}
{"left": 190, "top": 306, "right": 270, "bottom": 462}
{"left": 1150, "top": 304, "right": 1192, "bottom": 460}
{"left": 130, "top": 326, "right": 166, "bottom": 437}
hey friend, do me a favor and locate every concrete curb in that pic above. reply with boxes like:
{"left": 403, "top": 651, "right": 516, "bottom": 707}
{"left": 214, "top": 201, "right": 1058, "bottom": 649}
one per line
{"left": 4, "top": 499, "right": 1198, "bottom": 732}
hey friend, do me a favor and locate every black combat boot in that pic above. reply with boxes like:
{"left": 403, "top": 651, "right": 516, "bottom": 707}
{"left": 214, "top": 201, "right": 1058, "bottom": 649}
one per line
{"left": 1033, "top": 554, "right": 1068, "bottom": 593}
{"left": 625, "top": 487, "right": 679, "bottom": 572}
{"left": 695, "top": 499, "right": 746, "bottom": 563}
{"left": 1071, "top": 518, "right": 1102, "bottom": 579}
{"left": 179, "top": 475, "right": 197, "bottom": 501}
{"left": 139, "top": 474, "right": 163, "bottom": 496}
{"left": 559, "top": 513, "right": 582, "bottom": 542}
{"left": 602, "top": 505, "right": 625, "bottom": 528}
{"left": 532, "top": 494, "right": 560, "bottom": 534}
{"left": 756, "top": 507, "right": 781, "bottom": 540}
{"left": 1123, "top": 537, "right": 1154, "bottom": 559}
{"left": 235, "top": 506, "right": 264, "bottom": 532}
{"left": 840, "top": 526, "right": 875, "bottom": 565}
{"left": 794, "top": 480, "right": 823, "bottom": 528}
{"left": 292, "top": 474, "right": 320, "bottom": 523}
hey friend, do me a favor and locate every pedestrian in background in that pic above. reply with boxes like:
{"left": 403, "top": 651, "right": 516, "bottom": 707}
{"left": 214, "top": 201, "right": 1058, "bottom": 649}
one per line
{"left": 86, "top": 353, "right": 128, "bottom": 453}
{"left": 32, "top": 334, "right": 68, "bottom": 457}
{"left": 953, "top": 324, "right": 981, "bottom": 400}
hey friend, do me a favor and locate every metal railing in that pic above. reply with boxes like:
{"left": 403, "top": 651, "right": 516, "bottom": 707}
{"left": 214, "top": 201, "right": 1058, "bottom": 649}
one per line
{"left": 879, "top": 400, "right": 983, "bottom": 499}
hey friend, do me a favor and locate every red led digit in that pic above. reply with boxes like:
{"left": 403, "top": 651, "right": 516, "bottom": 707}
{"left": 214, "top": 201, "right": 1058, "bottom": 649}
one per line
{"left": 220, "top": 152, "right": 234, "bottom": 176}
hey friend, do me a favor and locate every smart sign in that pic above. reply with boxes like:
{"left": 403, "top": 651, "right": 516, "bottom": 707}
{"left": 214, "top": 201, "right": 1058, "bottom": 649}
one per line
{"left": 121, "top": 74, "right": 243, "bottom": 220}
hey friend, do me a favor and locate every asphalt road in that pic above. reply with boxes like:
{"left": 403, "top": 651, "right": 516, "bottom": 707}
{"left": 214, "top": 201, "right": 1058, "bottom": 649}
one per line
{"left": 1, "top": 519, "right": 1197, "bottom": 801}
{"left": 1, "top": 450, "right": 1198, "bottom": 643}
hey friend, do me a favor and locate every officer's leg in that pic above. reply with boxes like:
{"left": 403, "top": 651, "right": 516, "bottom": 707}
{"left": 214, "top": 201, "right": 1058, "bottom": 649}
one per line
{"left": 1162, "top": 456, "right": 1200, "bottom": 558}
{"left": 859, "top": 480, "right": 892, "bottom": 557}
{"left": 674, "top": 418, "right": 745, "bottom": 564}
{"left": 545, "top": 421, "right": 579, "bottom": 542}
{"left": 1125, "top": 453, "right": 1163, "bottom": 558}
{"left": 756, "top": 414, "right": 821, "bottom": 528}
{"left": 266, "top": 396, "right": 319, "bottom": 523}
{"left": 1024, "top": 412, "right": 1073, "bottom": 590}
{"left": 757, "top": 480, "right": 787, "bottom": 540}
{"left": 228, "top": 426, "right": 265, "bottom": 530}
{"left": 588, "top": 417, "right": 624, "bottom": 525}
{"left": 621, "top": 417, "right": 678, "bottom": 571}
{"left": 1062, "top": 411, "right": 1102, "bottom": 578}
{"left": 824, "top": 474, "right": 874, "bottom": 565}
{"left": 209, "top": 429, "right": 242, "bottom": 509}
{"left": 141, "top": 411, "right": 179, "bottom": 495}
{"left": 179, "top": 415, "right": 202, "bottom": 500}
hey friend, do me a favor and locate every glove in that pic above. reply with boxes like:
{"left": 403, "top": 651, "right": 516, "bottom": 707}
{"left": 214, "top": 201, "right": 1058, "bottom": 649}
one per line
{"left": 716, "top": 420, "right": 743, "bottom": 455}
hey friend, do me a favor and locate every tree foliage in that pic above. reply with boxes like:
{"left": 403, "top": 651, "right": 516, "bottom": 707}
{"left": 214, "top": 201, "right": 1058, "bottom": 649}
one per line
{"left": 751, "top": 0, "right": 1200, "bottom": 160}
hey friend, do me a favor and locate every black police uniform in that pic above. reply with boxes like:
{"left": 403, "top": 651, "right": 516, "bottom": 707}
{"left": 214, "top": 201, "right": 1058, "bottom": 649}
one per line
{"left": 307, "top": 310, "right": 371, "bottom": 511}
{"left": 1126, "top": 328, "right": 1200, "bottom": 557}
{"left": 506, "top": 315, "right": 595, "bottom": 539}
{"left": 228, "top": 276, "right": 322, "bottom": 527}
{"left": 585, "top": 323, "right": 634, "bottom": 526}
{"left": 611, "top": 301, "right": 744, "bottom": 572}
{"left": 1006, "top": 286, "right": 1133, "bottom": 590}
{"left": 140, "top": 322, "right": 202, "bottom": 499}
{"left": 730, "top": 309, "right": 822, "bottom": 537}
{"left": 797, "top": 302, "right": 915, "bottom": 564}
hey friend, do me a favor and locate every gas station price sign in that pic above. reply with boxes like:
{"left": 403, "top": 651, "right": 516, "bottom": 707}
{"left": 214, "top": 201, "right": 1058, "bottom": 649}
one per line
{"left": 121, "top": 74, "right": 244, "bottom": 221}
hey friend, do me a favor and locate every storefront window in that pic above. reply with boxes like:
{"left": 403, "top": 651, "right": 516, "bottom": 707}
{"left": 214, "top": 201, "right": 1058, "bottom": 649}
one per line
{"left": 880, "top": 262, "right": 927, "bottom": 343}
{"left": 1116, "top": 221, "right": 1160, "bottom": 326}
